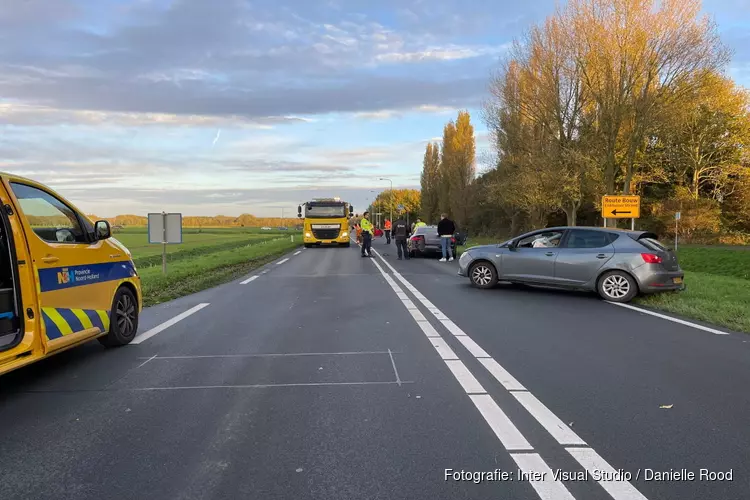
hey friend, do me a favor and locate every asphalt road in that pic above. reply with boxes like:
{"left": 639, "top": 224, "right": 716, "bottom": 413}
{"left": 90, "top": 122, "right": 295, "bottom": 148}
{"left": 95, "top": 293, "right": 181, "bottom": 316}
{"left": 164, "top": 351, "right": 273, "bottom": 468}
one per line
{"left": 1, "top": 239, "right": 749, "bottom": 500}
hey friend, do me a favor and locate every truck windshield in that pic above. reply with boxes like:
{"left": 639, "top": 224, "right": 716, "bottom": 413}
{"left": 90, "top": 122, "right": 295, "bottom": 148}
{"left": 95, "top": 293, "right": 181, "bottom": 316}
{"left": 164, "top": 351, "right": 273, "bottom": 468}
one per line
{"left": 305, "top": 204, "right": 346, "bottom": 218}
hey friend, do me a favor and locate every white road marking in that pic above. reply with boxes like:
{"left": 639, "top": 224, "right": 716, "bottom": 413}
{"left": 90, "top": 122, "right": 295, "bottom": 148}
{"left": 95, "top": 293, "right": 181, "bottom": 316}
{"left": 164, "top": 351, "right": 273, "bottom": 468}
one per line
{"left": 429, "top": 337, "right": 459, "bottom": 360}
{"left": 609, "top": 302, "right": 731, "bottom": 335}
{"left": 401, "top": 299, "right": 418, "bottom": 310}
{"left": 131, "top": 381, "right": 413, "bottom": 391}
{"left": 294, "top": 250, "right": 302, "bottom": 255}
{"left": 136, "top": 354, "right": 158, "bottom": 369}
{"left": 416, "top": 320, "right": 441, "bottom": 337}
{"left": 478, "top": 358, "right": 527, "bottom": 391}
{"left": 408, "top": 309, "right": 426, "bottom": 321}
{"left": 240, "top": 275, "right": 258, "bottom": 284}
{"left": 371, "top": 247, "right": 651, "bottom": 500}
{"left": 511, "top": 453, "right": 576, "bottom": 500}
{"left": 131, "top": 303, "right": 210, "bottom": 344}
{"left": 137, "top": 351, "right": 397, "bottom": 359}
{"left": 567, "top": 447, "right": 649, "bottom": 500}
{"left": 512, "top": 391, "right": 587, "bottom": 446}
{"left": 444, "top": 360, "right": 485, "bottom": 394}
{"left": 455, "top": 335, "right": 491, "bottom": 358}
{"left": 388, "top": 348, "right": 402, "bottom": 387}
{"left": 369, "top": 254, "right": 549, "bottom": 491}
{"left": 276, "top": 258, "right": 290, "bottom": 265}
{"left": 469, "top": 394, "right": 533, "bottom": 451}
{"left": 440, "top": 319, "right": 467, "bottom": 336}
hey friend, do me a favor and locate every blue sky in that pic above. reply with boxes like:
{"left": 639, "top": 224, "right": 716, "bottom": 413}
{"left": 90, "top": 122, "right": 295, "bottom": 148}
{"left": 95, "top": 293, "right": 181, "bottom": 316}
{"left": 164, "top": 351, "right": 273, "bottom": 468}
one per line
{"left": 0, "top": 0, "right": 748, "bottom": 217}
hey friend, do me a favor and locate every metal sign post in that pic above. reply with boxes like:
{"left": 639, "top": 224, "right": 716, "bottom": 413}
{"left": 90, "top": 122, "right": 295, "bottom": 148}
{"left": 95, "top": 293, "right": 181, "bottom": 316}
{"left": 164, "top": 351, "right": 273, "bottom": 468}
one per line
{"left": 675, "top": 212, "right": 681, "bottom": 251}
{"left": 148, "top": 212, "right": 183, "bottom": 275}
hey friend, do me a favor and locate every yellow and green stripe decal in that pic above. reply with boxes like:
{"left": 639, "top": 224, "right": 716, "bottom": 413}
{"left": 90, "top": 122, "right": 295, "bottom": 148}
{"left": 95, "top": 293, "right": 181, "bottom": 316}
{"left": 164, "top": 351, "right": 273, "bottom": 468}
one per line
{"left": 42, "top": 307, "right": 110, "bottom": 340}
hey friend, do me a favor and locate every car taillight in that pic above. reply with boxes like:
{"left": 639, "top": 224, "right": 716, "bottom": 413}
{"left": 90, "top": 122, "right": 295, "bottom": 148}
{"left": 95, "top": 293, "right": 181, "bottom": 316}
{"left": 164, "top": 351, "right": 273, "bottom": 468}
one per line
{"left": 641, "top": 253, "right": 662, "bottom": 264}
{"left": 451, "top": 237, "right": 456, "bottom": 243}
{"left": 411, "top": 235, "right": 423, "bottom": 241}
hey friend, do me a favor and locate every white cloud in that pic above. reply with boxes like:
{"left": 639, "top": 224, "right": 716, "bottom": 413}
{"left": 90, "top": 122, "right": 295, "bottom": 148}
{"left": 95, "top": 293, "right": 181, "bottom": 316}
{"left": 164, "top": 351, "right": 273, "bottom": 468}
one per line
{"left": 0, "top": 103, "right": 311, "bottom": 128}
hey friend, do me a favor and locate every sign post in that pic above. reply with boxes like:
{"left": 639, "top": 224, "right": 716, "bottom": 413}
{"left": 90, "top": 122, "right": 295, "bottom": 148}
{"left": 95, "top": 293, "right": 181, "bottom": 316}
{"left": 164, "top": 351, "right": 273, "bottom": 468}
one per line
{"left": 675, "top": 212, "right": 681, "bottom": 251}
{"left": 148, "top": 212, "right": 183, "bottom": 275}
{"left": 601, "top": 195, "right": 641, "bottom": 229}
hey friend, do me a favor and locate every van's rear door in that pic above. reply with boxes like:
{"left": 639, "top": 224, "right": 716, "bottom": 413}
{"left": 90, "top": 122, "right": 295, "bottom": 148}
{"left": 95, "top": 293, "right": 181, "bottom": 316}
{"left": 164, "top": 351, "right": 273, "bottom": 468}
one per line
{"left": 0, "top": 177, "right": 42, "bottom": 369}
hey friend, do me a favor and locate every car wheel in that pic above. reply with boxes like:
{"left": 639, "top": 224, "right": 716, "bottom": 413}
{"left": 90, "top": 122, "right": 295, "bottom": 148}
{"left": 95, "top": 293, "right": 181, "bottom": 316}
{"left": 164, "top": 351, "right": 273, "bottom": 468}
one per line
{"left": 597, "top": 271, "right": 638, "bottom": 303}
{"left": 342, "top": 242, "right": 350, "bottom": 248}
{"left": 98, "top": 286, "right": 139, "bottom": 347}
{"left": 304, "top": 244, "right": 313, "bottom": 248}
{"left": 469, "top": 261, "right": 497, "bottom": 289}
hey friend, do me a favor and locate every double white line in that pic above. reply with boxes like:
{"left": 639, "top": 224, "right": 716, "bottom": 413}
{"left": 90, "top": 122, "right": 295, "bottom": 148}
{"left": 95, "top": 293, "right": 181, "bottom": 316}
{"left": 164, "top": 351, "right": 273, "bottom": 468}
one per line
{"left": 370, "top": 248, "right": 649, "bottom": 500}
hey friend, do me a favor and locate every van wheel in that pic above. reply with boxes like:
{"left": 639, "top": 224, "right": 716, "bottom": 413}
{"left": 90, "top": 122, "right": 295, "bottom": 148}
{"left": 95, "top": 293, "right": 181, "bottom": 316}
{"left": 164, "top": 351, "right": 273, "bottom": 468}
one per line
{"left": 597, "top": 271, "right": 638, "bottom": 303}
{"left": 98, "top": 287, "right": 139, "bottom": 347}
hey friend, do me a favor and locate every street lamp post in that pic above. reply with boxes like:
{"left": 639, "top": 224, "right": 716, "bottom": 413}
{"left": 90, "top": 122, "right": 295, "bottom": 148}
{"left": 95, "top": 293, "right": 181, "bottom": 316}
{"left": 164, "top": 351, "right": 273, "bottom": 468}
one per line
{"left": 379, "top": 177, "right": 393, "bottom": 226}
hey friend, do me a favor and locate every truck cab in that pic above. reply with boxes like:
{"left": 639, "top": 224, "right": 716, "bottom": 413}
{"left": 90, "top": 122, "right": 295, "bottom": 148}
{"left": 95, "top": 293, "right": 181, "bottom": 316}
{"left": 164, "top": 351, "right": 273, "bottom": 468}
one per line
{"left": 298, "top": 198, "right": 354, "bottom": 247}
{"left": 0, "top": 173, "right": 142, "bottom": 377}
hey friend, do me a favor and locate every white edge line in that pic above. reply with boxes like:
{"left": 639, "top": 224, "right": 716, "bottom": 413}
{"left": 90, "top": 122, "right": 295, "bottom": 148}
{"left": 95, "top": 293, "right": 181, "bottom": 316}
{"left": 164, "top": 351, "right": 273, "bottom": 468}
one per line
{"left": 609, "top": 302, "right": 730, "bottom": 335}
{"left": 276, "top": 258, "right": 290, "bottom": 265}
{"left": 510, "top": 453, "right": 576, "bottom": 500}
{"left": 566, "top": 447, "right": 649, "bottom": 500}
{"left": 512, "top": 391, "right": 587, "bottom": 446}
{"left": 294, "top": 250, "right": 302, "bottom": 255}
{"left": 131, "top": 303, "right": 210, "bottom": 344}
{"left": 240, "top": 275, "right": 258, "bottom": 285}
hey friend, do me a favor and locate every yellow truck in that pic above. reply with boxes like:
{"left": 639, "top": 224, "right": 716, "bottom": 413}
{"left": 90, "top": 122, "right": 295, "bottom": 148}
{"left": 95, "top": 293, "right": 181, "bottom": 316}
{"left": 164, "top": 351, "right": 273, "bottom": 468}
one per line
{"left": 298, "top": 198, "right": 354, "bottom": 247}
{"left": 0, "top": 173, "right": 142, "bottom": 377}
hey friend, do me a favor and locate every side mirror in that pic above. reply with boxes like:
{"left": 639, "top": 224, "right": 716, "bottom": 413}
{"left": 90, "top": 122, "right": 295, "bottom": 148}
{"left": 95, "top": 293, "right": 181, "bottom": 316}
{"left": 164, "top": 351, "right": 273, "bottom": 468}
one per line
{"left": 95, "top": 220, "right": 111, "bottom": 240}
{"left": 297, "top": 205, "right": 302, "bottom": 218}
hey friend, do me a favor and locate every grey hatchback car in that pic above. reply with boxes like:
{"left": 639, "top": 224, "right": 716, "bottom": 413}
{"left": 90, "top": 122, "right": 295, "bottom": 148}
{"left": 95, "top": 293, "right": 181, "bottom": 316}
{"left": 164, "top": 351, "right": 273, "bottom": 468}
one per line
{"left": 457, "top": 227, "right": 684, "bottom": 303}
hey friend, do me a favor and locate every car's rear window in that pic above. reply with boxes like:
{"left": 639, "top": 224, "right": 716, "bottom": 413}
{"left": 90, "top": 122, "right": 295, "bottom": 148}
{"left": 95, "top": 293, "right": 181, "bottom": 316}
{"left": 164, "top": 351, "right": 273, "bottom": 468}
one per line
{"left": 639, "top": 237, "right": 669, "bottom": 252}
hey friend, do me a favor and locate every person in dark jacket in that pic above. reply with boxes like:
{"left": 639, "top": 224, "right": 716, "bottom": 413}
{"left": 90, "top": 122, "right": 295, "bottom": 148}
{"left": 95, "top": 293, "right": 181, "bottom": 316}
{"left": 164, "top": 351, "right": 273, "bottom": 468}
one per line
{"left": 392, "top": 217, "right": 410, "bottom": 260}
{"left": 437, "top": 213, "right": 456, "bottom": 262}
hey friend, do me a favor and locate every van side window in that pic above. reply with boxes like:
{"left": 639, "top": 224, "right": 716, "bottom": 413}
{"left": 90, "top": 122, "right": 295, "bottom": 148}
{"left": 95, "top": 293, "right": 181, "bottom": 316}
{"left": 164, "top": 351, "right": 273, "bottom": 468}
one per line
{"left": 9, "top": 183, "right": 88, "bottom": 244}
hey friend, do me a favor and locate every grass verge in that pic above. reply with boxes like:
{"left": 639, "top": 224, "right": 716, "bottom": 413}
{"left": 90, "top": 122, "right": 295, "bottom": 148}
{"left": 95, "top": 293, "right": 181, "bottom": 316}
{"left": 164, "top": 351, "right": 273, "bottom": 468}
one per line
{"left": 636, "top": 271, "right": 750, "bottom": 333}
{"left": 133, "top": 236, "right": 282, "bottom": 268}
{"left": 139, "top": 237, "right": 299, "bottom": 306}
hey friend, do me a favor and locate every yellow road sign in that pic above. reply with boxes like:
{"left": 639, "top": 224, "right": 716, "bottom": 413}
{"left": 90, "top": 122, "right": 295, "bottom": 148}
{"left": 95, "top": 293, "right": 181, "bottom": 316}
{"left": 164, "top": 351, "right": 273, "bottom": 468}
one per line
{"left": 602, "top": 195, "right": 641, "bottom": 218}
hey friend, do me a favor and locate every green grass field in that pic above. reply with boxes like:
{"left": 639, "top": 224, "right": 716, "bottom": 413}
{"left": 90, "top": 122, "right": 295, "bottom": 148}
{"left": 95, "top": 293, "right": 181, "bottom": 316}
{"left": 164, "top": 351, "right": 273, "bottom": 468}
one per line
{"left": 457, "top": 236, "right": 750, "bottom": 333}
{"left": 118, "top": 227, "right": 301, "bottom": 306}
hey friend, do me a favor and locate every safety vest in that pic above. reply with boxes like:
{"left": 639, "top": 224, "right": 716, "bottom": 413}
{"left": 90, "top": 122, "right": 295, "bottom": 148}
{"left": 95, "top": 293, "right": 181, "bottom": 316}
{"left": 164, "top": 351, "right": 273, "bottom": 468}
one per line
{"left": 415, "top": 221, "right": 427, "bottom": 228}
{"left": 384, "top": 220, "right": 392, "bottom": 230}
{"left": 360, "top": 218, "right": 373, "bottom": 233}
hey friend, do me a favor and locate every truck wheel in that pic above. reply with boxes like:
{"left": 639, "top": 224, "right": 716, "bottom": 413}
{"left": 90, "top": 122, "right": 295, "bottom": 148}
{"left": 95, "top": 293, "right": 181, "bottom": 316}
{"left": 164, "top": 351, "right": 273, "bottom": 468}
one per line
{"left": 98, "top": 286, "right": 139, "bottom": 347}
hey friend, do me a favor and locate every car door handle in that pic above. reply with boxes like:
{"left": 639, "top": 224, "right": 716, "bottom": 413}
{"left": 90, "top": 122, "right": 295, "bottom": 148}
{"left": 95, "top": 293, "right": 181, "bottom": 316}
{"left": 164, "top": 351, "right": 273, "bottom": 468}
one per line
{"left": 545, "top": 252, "right": 555, "bottom": 257}
{"left": 109, "top": 254, "right": 122, "bottom": 259}
{"left": 596, "top": 254, "right": 608, "bottom": 259}
{"left": 41, "top": 255, "right": 59, "bottom": 264}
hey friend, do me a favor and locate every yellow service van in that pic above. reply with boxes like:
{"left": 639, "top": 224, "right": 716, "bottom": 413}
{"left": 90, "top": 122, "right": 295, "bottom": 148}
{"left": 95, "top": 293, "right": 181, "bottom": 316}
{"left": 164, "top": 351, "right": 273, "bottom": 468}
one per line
{"left": 0, "top": 173, "right": 142, "bottom": 376}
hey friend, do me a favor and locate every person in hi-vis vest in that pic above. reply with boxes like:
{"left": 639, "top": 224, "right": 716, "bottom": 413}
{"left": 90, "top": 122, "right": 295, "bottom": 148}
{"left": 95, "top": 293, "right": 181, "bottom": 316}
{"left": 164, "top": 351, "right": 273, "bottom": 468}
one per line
{"left": 359, "top": 211, "right": 374, "bottom": 257}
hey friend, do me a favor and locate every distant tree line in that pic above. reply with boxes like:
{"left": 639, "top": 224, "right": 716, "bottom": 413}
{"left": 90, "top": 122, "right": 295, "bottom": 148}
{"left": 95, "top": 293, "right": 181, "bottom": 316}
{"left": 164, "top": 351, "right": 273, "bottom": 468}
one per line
{"left": 85, "top": 214, "right": 297, "bottom": 228}
{"left": 419, "top": 0, "right": 750, "bottom": 244}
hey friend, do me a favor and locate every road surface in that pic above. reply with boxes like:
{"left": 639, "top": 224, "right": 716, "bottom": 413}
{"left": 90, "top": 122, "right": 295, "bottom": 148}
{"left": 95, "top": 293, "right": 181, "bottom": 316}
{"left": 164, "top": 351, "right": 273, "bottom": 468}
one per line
{"left": 1, "top": 239, "right": 749, "bottom": 500}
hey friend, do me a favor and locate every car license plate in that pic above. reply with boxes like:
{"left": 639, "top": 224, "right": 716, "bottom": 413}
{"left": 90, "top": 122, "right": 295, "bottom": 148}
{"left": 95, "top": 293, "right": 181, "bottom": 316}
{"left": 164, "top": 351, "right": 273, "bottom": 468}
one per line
{"left": 673, "top": 277, "right": 683, "bottom": 284}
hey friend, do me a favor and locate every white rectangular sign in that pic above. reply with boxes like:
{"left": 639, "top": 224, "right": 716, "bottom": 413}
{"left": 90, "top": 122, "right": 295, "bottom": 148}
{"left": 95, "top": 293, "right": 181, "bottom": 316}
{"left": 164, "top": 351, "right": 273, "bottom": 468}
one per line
{"left": 675, "top": 212, "right": 681, "bottom": 220}
{"left": 148, "top": 213, "right": 183, "bottom": 244}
